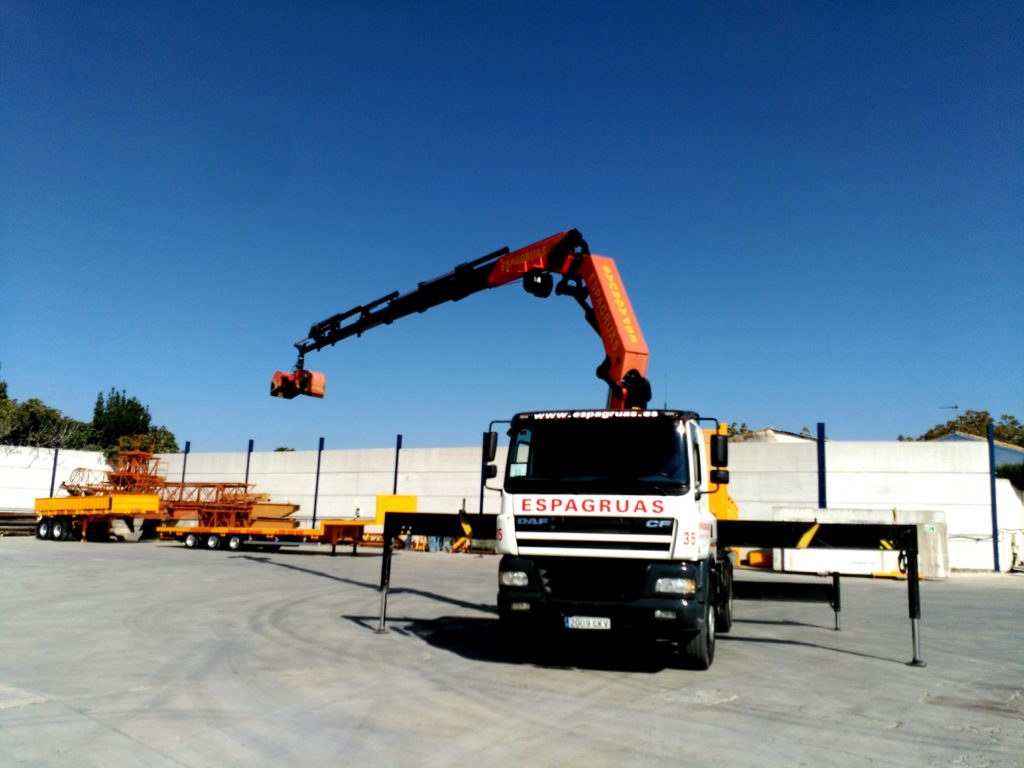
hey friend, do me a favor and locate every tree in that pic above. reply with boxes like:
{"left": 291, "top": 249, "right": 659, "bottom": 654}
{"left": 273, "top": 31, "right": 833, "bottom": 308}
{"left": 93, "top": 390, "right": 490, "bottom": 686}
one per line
{"left": 997, "top": 463, "right": 1024, "bottom": 491}
{"left": 0, "top": 396, "right": 91, "bottom": 448}
{"left": 0, "top": 370, "right": 178, "bottom": 453}
{"left": 91, "top": 389, "right": 153, "bottom": 450}
{"left": 147, "top": 425, "right": 179, "bottom": 453}
{"left": 899, "top": 410, "right": 1024, "bottom": 447}
{"left": 0, "top": 366, "right": 13, "bottom": 442}
{"left": 727, "top": 423, "right": 752, "bottom": 438}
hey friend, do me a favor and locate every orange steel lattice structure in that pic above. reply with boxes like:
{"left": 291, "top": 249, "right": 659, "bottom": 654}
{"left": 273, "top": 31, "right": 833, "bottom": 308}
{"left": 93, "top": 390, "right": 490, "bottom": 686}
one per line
{"left": 61, "top": 436, "right": 266, "bottom": 528}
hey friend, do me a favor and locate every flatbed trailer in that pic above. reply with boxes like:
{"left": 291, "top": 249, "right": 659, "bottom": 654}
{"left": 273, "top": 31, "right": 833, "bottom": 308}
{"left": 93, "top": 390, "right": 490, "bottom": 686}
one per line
{"left": 34, "top": 495, "right": 163, "bottom": 542}
{"left": 157, "top": 518, "right": 376, "bottom": 554}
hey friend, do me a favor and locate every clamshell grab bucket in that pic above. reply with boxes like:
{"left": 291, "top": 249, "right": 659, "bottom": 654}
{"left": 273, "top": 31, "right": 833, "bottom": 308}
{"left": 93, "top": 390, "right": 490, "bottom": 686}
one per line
{"left": 271, "top": 369, "right": 326, "bottom": 399}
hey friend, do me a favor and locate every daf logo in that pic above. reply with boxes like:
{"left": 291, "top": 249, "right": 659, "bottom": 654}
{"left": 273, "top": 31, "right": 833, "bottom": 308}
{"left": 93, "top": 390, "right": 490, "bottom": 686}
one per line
{"left": 646, "top": 519, "right": 673, "bottom": 529}
{"left": 517, "top": 517, "right": 550, "bottom": 526}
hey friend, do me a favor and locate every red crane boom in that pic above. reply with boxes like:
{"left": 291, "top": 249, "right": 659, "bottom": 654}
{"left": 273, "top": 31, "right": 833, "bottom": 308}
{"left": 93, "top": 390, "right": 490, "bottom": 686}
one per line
{"left": 271, "top": 229, "right": 651, "bottom": 410}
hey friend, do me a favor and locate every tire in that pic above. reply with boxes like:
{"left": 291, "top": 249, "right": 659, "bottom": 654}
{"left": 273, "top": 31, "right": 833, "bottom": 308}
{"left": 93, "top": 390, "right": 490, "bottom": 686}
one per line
{"left": 183, "top": 532, "right": 201, "bottom": 549}
{"left": 139, "top": 520, "right": 159, "bottom": 541}
{"left": 226, "top": 535, "right": 243, "bottom": 551}
{"left": 497, "top": 609, "right": 534, "bottom": 660}
{"left": 716, "top": 560, "right": 734, "bottom": 635}
{"left": 205, "top": 534, "right": 222, "bottom": 551}
{"left": 679, "top": 600, "right": 716, "bottom": 670}
{"left": 51, "top": 518, "right": 72, "bottom": 542}
{"left": 36, "top": 519, "right": 51, "bottom": 540}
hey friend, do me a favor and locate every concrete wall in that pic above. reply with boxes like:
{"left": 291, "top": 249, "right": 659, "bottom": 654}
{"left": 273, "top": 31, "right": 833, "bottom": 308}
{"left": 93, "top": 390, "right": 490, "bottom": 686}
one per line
{"left": 0, "top": 446, "right": 110, "bottom": 512}
{"left": 158, "top": 446, "right": 510, "bottom": 521}
{"left": 3, "top": 438, "right": 1021, "bottom": 572}
{"left": 729, "top": 441, "right": 1023, "bottom": 572}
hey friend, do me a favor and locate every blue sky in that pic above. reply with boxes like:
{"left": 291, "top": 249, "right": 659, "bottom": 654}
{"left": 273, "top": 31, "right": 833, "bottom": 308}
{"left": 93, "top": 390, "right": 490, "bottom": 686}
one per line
{"left": 2, "top": 1, "right": 1021, "bottom": 452}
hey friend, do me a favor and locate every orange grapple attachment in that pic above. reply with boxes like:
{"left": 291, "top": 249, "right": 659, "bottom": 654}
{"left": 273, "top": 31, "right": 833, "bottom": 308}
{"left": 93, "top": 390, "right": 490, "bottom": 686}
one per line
{"left": 271, "top": 370, "right": 326, "bottom": 399}
{"left": 271, "top": 370, "right": 298, "bottom": 398}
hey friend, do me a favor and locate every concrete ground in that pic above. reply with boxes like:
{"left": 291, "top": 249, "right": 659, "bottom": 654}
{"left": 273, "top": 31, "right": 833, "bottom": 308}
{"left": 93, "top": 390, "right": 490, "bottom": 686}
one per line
{"left": 0, "top": 537, "right": 1021, "bottom": 768}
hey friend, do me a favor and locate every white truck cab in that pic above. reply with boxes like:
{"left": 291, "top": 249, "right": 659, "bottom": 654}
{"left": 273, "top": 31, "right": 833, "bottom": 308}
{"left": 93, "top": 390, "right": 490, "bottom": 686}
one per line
{"left": 488, "top": 409, "right": 732, "bottom": 669}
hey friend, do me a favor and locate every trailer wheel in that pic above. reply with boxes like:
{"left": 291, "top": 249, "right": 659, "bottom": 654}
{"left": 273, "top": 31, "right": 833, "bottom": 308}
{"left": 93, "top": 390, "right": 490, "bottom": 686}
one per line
{"left": 36, "top": 519, "right": 52, "bottom": 540}
{"left": 51, "top": 518, "right": 72, "bottom": 541}
{"left": 679, "top": 600, "right": 715, "bottom": 670}
{"left": 183, "top": 532, "right": 201, "bottom": 549}
{"left": 205, "top": 534, "right": 222, "bottom": 550}
{"left": 226, "top": 535, "right": 243, "bottom": 551}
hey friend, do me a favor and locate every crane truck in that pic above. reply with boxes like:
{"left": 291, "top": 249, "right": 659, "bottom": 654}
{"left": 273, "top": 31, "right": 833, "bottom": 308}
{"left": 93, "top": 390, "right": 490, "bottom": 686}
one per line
{"left": 272, "top": 229, "right": 733, "bottom": 668}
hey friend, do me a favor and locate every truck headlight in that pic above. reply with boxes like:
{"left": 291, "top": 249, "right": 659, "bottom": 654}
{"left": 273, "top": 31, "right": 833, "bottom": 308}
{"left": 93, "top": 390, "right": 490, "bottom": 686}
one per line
{"left": 654, "top": 577, "right": 696, "bottom": 596}
{"left": 500, "top": 570, "right": 529, "bottom": 587}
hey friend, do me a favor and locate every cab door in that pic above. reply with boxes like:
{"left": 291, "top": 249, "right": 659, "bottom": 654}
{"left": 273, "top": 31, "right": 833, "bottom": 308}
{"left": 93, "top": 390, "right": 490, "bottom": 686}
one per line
{"left": 688, "top": 421, "right": 709, "bottom": 515}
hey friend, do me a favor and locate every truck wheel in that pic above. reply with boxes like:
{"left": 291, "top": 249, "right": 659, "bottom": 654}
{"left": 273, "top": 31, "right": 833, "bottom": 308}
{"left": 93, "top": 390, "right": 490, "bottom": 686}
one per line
{"left": 226, "top": 535, "right": 243, "bottom": 551}
{"left": 205, "top": 534, "right": 222, "bottom": 551}
{"left": 716, "top": 561, "right": 734, "bottom": 635}
{"left": 497, "top": 609, "right": 532, "bottom": 659}
{"left": 183, "top": 532, "right": 201, "bottom": 549}
{"left": 36, "top": 519, "right": 52, "bottom": 540}
{"left": 51, "top": 518, "right": 71, "bottom": 541}
{"left": 139, "top": 520, "right": 159, "bottom": 541}
{"left": 679, "top": 601, "right": 716, "bottom": 670}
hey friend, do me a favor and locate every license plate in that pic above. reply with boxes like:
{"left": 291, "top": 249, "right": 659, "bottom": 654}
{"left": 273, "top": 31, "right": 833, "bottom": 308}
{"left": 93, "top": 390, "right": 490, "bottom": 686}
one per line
{"left": 565, "top": 615, "right": 611, "bottom": 630}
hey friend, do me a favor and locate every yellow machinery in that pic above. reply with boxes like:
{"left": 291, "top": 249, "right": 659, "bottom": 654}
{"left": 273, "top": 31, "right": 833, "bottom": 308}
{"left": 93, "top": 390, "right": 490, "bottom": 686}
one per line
{"left": 34, "top": 494, "right": 161, "bottom": 541}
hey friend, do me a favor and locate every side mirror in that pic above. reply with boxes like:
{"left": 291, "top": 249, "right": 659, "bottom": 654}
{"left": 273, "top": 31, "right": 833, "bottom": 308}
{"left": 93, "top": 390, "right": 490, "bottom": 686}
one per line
{"left": 710, "top": 468, "right": 730, "bottom": 485}
{"left": 484, "top": 464, "right": 498, "bottom": 480}
{"left": 482, "top": 431, "right": 498, "bottom": 462}
{"left": 710, "top": 434, "right": 728, "bottom": 468}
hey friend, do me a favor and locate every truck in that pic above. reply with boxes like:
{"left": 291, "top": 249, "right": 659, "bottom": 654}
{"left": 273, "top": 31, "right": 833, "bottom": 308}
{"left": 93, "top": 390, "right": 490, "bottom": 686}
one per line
{"left": 272, "top": 229, "right": 734, "bottom": 667}
{"left": 486, "top": 409, "right": 732, "bottom": 668}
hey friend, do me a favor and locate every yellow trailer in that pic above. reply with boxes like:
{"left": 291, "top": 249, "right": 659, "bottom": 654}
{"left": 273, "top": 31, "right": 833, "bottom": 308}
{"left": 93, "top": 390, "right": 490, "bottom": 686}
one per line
{"left": 157, "top": 519, "right": 373, "bottom": 554}
{"left": 34, "top": 494, "right": 162, "bottom": 542}
{"left": 156, "top": 495, "right": 417, "bottom": 555}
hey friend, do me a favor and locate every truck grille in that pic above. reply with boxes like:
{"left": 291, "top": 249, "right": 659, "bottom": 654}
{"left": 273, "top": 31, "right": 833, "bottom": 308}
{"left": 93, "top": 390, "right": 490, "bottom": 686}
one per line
{"left": 537, "top": 557, "right": 650, "bottom": 602}
{"left": 514, "top": 515, "right": 674, "bottom": 556}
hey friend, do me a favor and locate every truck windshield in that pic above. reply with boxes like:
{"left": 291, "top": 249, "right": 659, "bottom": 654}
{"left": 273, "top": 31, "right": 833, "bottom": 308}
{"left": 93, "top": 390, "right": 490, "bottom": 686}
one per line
{"left": 505, "top": 414, "right": 689, "bottom": 495}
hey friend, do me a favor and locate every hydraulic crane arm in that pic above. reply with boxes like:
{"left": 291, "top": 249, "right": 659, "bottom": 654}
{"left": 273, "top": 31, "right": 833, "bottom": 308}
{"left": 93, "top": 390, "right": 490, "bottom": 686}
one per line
{"left": 271, "top": 229, "right": 651, "bottom": 409}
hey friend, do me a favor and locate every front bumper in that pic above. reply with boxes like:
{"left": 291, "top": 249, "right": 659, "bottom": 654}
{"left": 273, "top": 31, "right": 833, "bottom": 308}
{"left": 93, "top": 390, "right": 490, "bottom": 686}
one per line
{"left": 497, "top": 555, "right": 711, "bottom": 639}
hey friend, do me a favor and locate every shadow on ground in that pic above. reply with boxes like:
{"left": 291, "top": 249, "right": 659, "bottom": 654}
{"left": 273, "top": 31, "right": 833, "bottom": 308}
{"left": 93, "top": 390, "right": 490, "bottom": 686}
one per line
{"left": 238, "top": 551, "right": 909, "bottom": 669}
{"left": 343, "top": 612, "right": 690, "bottom": 673}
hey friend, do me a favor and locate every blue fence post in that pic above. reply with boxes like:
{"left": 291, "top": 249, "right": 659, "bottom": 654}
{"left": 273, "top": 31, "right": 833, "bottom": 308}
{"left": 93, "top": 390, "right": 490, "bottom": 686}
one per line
{"left": 392, "top": 434, "right": 403, "bottom": 494}
{"left": 49, "top": 440, "right": 61, "bottom": 497}
{"left": 244, "top": 439, "right": 254, "bottom": 486}
{"left": 181, "top": 441, "right": 190, "bottom": 483}
{"left": 312, "top": 437, "right": 325, "bottom": 527}
{"left": 816, "top": 422, "right": 827, "bottom": 509}
{"left": 988, "top": 424, "right": 1000, "bottom": 573}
